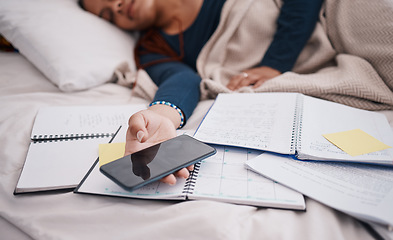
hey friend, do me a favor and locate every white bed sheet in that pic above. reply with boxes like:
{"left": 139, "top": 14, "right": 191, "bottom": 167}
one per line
{"left": 0, "top": 52, "right": 389, "bottom": 240}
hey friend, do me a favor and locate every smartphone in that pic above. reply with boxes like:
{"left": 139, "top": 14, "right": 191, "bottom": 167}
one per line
{"left": 100, "top": 135, "right": 216, "bottom": 191}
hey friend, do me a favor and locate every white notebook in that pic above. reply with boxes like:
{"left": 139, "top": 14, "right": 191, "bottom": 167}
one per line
{"left": 194, "top": 93, "right": 393, "bottom": 165}
{"left": 75, "top": 129, "right": 306, "bottom": 210}
{"left": 15, "top": 136, "right": 112, "bottom": 193}
{"left": 30, "top": 104, "right": 145, "bottom": 140}
{"left": 14, "top": 104, "right": 146, "bottom": 194}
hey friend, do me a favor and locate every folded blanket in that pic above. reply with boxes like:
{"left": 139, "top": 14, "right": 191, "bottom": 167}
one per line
{"left": 118, "top": 0, "right": 393, "bottom": 111}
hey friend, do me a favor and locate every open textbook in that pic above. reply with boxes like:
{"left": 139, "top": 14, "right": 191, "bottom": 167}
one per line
{"left": 14, "top": 104, "right": 146, "bottom": 194}
{"left": 75, "top": 128, "right": 306, "bottom": 210}
{"left": 194, "top": 93, "right": 393, "bottom": 165}
{"left": 245, "top": 153, "right": 393, "bottom": 228}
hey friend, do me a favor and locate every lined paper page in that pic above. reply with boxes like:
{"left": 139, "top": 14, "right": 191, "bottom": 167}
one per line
{"left": 194, "top": 93, "right": 298, "bottom": 154}
{"left": 298, "top": 95, "right": 393, "bottom": 163}
{"left": 31, "top": 104, "right": 146, "bottom": 140}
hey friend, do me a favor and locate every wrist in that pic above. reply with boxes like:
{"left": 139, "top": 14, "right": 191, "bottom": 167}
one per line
{"left": 148, "top": 101, "right": 185, "bottom": 129}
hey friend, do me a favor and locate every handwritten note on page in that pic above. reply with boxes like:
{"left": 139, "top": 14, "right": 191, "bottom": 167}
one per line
{"left": 194, "top": 93, "right": 298, "bottom": 154}
{"left": 31, "top": 104, "right": 146, "bottom": 139}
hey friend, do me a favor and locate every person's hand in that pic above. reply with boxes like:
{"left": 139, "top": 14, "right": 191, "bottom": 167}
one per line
{"left": 227, "top": 66, "right": 281, "bottom": 91}
{"left": 125, "top": 108, "right": 177, "bottom": 154}
{"left": 125, "top": 106, "right": 193, "bottom": 185}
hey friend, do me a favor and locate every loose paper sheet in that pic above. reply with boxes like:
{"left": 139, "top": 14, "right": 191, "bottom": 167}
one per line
{"left": 245, "top": 153, "right": 393, "bottom": 227}
{"left": 323, "top": 129, "right": 391, "bottom": 156}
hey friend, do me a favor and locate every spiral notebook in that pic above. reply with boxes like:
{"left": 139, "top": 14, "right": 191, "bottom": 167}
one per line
{"left": 14, "top": 104, "right": 146, "bottom": 194}
{"left": 194, "top": 93, "right": 393, "bottom": 165}
{"left": 74, "top": 129, "right": 306, "bottom": 210}
{"left": 30, "top": 105, "right": 146, "bottom": 141}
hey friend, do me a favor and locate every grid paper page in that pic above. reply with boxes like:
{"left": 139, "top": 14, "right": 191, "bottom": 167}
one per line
{"left": 189, "top": 146, "right": 305, "bottom": 209}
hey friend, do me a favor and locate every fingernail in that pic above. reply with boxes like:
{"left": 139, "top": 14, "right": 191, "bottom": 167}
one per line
{"left": 136, "top": 130, "right": 144, "bottom": 142}
{"left": 169, "top": 182, "right": 175, "bottom": 186}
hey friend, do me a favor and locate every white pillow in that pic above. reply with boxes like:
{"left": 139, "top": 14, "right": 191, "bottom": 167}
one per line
{"left": 0, "top": 0, "right": 137, "bottom": 92}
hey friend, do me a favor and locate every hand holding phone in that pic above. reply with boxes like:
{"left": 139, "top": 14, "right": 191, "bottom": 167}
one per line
{"left": 100, "top": 135, "right": 216, "bottom": 191}
{"left": 124, "top": 108, "right": 179, "bottom": 184}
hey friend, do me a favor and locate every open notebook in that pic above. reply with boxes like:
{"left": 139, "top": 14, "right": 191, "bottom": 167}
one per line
{"left": 194, "top": 93, "right": 393, "bottom": 165}
{"left": 75, "top": 128, "right": 306, "bottom": 210}
{"left": 30, "top": 104, "right": 146, "bottom": 140}
{"left": 14, "top": 104, "right": 146, "bottom": 194}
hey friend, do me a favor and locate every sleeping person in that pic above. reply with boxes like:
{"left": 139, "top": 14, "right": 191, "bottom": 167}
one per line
{"left": 79, "top": 0, "right": 323, "bottom": 185}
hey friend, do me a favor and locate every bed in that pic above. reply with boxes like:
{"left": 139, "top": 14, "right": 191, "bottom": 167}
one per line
{"left": 1, "top": 0, "right": 392, "bottom": 239}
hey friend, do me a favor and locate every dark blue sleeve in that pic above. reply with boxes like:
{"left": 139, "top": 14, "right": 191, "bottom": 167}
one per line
{"left": 144, "top": 59, "right": 201, "bottom": 124}
{"left": 259, "top": 0, "right": 324, "bottom": 73}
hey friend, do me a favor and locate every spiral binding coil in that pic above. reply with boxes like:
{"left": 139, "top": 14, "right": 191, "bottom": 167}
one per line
{"left": 32, "top": 133, "right": 114, "bottom": 143}
{"left": 182, "top": 161, "right": 202, "bottom": 196}
{"left": 290, "top": 94, "right": 304, "bottom": 154}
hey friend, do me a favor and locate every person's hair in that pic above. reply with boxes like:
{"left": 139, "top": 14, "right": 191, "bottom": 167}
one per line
{"left": 78, "top": 0, "right": 85, "bottom": 10}
{"left": 135, "top": 29, "right": 184, "bottom": 69}
{"left": 135, "top": 18, "right": 184, "bottom": 69}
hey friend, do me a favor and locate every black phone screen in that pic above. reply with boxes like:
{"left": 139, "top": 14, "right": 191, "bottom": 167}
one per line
{"left": 99, "top": 135, "right": 216, "bottom": 191}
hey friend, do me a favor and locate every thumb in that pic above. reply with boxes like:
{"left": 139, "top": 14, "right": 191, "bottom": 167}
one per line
{"left": 136, "top": 130, "right": 145, "bottom": 143}
{"left": 127, "top": 110, "right": 149, "bottom": 142}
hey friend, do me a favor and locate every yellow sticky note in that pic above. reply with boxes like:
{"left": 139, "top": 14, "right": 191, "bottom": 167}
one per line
{"left": 323, "top": 129, "right": 391, "bottom": 156}
{"left": 98, "top": 142, "right": 126, "bottom": 166}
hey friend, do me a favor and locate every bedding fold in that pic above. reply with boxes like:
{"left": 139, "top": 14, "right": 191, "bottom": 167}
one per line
{"left": 196, "top": 0, "right": 393, "bottom": 111}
